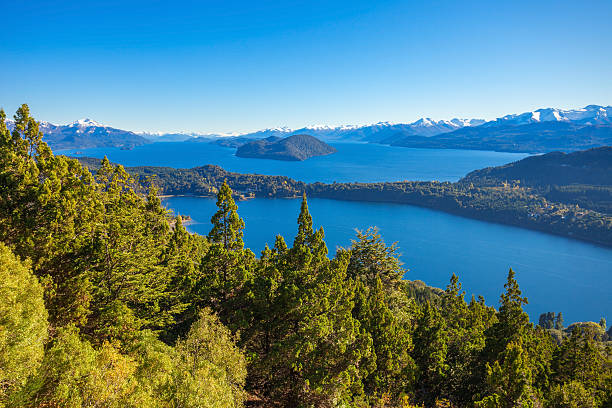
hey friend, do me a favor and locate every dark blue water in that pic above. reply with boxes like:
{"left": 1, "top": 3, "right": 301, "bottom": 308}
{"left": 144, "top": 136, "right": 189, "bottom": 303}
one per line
{"left": 60, "top": 141, "right": 528, "bottom": 183}
{"left": 163, "top": 196, "right": 612, "bottom": 325}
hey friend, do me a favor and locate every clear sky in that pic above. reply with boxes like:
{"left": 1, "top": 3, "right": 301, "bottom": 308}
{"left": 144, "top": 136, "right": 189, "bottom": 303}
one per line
{"left": 1, "top": 0, "right": 611, "bottom": 133}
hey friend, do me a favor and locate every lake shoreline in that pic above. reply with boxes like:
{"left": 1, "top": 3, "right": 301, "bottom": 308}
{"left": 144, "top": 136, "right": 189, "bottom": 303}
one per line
{"left": 161, "top": 192, "right": 612, "bottom": 249}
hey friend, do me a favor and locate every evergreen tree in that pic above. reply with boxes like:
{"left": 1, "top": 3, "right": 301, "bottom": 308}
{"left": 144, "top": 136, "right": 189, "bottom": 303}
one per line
{"left": 355, "top": 277, "right": 414, "bottom": 404}
{"left": 551, "top": 326, "right": 608, "bottom": 403}
{"left": 347, "top": 227, "right": 404, "bottom": 295}
{"left": 199, "top": 181, "right": 254, "bottom": 328}
{"left": 0, "top": 105, "right": 103, "bottom": 328}
{"left": 10, "top": 326, "right": 143, "bottom": 408}
{"left": 476, "top": 340, "right": 536, "bottom": 408}
{"left": 247, "top": 195, "right": 371, "bottom": 406}
{"left": 412, "top": 301, "right": 447, "bottom": 406}
{"left": 90, "top": 158, "right": 177, "bottom": 343}
{"left": 440, "top": 274, "right": 494, "bottom": 405}
{"left": 539, "top": 312, "right": 556, "bottom": 329}
{"left": 483, "top": 268, "right": 531, "bottom": 361}
{"left": 160, "top": 216, "right": 209, "bottom": 341}
{"left": 172, "top": 309, "right": 247, "bottom": 408}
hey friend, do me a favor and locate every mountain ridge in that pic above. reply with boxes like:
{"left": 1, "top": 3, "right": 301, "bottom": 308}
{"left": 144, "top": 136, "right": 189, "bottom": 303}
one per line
{"left": 6, "top": 104, "right": 612, "bottom": 152}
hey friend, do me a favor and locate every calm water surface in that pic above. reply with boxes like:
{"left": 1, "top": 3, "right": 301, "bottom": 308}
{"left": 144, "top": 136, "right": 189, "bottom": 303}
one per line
{"left": 60, "top": 141, "right": 528, "bottom": 183}
{"left": 163, "top": 196, "right": 612, "bottom": 325}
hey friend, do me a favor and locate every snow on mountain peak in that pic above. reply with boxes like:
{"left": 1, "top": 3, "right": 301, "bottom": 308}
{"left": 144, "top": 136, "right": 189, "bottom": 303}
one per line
{"left": 486, "top": 105, "right": 611, "bottom": 127}
{"left": 71, "top": 118, "right": 103, "bottom": 127}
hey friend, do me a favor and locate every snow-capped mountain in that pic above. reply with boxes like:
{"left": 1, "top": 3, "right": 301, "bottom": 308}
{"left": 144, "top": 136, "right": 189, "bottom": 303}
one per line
{"left": 234, "top": 118, "right": 486, "bottom": 143}
{"left": 4, "top": 104, "right": 610, "bottom": 152}
{"left": 483, "top": 105, "right": 612, "bottom": 127}
{"left": 32, "top": 118, "right": 150, "bottom": 150}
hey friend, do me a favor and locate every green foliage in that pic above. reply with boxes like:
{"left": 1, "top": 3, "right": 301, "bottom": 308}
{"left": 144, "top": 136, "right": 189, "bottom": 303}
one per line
{"left": 172, "top": 308, "right": 247, "bottom": 408}
{"left": 547, "top": 381, "right": 597, "bottom": 408}
{"left": 347, "top": 227, "right": 404, "bottom": 295}
{"left": 11, "top": 326, "right": 141, "bottom": 408}
{"left": 483, "top": 269, "right": 531, "bottom": 361}
{"left": 199, "top": 181, "right": 254, "bottom": 330}
{"left": 356, "top": 278, "right": 415, "bottom": 404}
{"left": 476, "top": 340, "right": 536, "bottom": 408}
{"left": 244, "top": 195, "right": 371, "bottom": 406}
{"left": 0, "top": 244, "right": 48, "bottom": 404}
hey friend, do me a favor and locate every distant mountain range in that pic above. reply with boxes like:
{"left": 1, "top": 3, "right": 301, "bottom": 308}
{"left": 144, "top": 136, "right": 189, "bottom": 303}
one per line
{"left": 6, "top": 105, "right": 612, "bottom": 152}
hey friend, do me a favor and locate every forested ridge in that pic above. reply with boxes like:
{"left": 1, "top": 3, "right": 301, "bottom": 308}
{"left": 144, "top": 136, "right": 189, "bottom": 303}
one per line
{"left": 2, "top": 105, "right": 611, "bottom": 408}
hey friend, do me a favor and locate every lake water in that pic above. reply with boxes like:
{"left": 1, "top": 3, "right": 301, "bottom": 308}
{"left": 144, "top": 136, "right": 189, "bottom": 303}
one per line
{"left": 61, "top": 141, "right": 528, "bottom": 183}
{"left": 164, "top": 196, "right": 612, "bottom": 325}
{"left": 60, "top": 142, "right": 612, "bottom": 324}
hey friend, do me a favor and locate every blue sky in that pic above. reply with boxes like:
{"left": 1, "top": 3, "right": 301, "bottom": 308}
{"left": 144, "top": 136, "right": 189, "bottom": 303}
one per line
{"left": 1, "top": 0, "right": 611, "bottom": 133}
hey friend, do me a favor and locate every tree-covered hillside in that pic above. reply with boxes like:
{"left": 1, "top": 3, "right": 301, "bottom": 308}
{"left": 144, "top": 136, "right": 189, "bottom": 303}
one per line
{"left": 235, "top": 134, "right": 337, "bottom": 161}
{"left": 2, "top": 105, "right": 611, "bottom": 408}
{"left": 463, "top": 147, "right": 612, "bottom": 215}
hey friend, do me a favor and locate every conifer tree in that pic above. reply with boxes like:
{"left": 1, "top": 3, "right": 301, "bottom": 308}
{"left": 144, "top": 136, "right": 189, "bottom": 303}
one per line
{"left": 199, "top": 181, "right": 254, "bottom": 328}
{"left": 356, "top": 277, "right": 414, "bottom": 404}
{"left": 483, "top": 268, "right": 531, "bottom": 361}
{"left": 555, "top": 312, "right": 564, "bottom": 330}
{"left": 0, "top": 105, "right": 103, "bottom": 328}
{"left": 412, "top": 301, "right": 447, "bottom": 405}
{"left": 248, "top": 195, "right": 371, "bottom": 406}
{"left": 90, "top": 158, "right": 177, "bottom": 343}
{"left": 476, "top": 340, "right": 536, "bottom": 408}
{"left": 347, "top": 227, "right": 404, "bottom": 294}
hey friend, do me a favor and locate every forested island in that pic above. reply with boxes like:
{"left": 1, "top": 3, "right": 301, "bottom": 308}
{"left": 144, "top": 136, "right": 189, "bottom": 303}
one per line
{"left": 2, "top": 106, "right": 612, "bottom": 408}
{"left": 75, "top": 147, "right": 612, "bottom": 247}
{"left": 235, "top": 134, "right": 337, "bottom": 161}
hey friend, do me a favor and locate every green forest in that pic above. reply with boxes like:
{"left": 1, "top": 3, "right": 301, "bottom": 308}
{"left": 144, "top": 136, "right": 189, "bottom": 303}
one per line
{"left": 1, "top": 105, "right": 611, "bottom": 408}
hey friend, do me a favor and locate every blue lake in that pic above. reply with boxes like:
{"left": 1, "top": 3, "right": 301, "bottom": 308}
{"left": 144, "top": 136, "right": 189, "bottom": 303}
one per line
{"left": 60, "top": 142, "right": 612, "bottom": 324}
{"left": 61, "top": 141, "right": 528, "bottom": 183}
{"left": 164, "top": 196, "right": 612, "bottom": 325}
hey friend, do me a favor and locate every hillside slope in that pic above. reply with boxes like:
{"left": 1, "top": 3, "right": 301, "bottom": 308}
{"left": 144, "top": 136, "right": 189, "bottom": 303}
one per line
{"left": 462, "top": 146, "right": 612, "bottom": 214}
{"left": 388, "top": 122, "right": 612, "bottom": 153}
